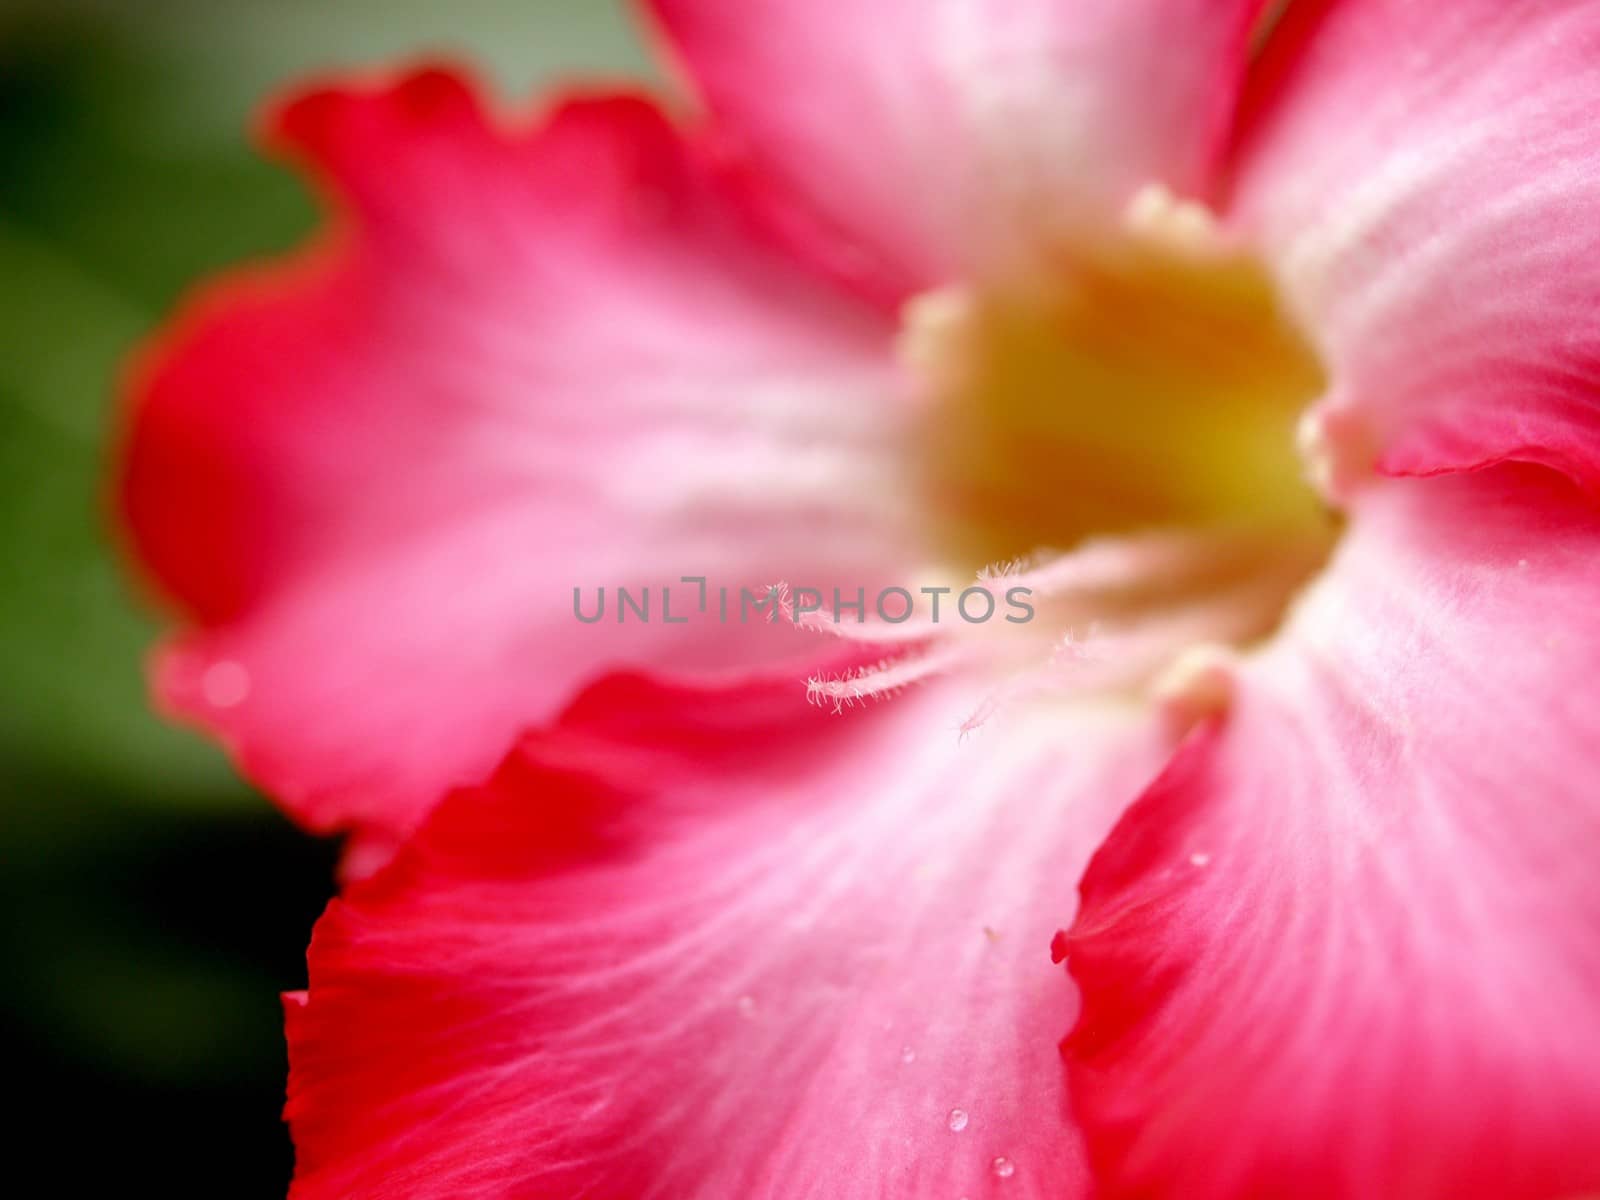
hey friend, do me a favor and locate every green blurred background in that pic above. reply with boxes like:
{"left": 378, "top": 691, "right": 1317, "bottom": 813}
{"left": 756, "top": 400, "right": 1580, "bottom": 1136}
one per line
{"left": 0, "top": 2, "right": 648, "bottom": 1191}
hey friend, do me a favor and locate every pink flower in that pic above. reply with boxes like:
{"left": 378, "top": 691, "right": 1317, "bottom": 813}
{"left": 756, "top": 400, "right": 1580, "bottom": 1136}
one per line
{"left": 122, "top": 1, "right": 1600, "bottom": 1196}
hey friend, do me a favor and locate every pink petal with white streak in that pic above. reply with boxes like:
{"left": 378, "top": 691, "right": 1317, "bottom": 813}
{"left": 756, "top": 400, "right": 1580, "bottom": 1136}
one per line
{"left": 1229, "top": 0, "right": 1600, "bottom": 492}
{"left": 645, "top": 0, "right": 1269, "bottom": 298}
{"left": 287, "top": 670, "right": 1173, "bottom": 1199}
{"left": 121, "top": 69, "right": 915, "bottom": 849}
{"left": 1064, "top": 466, "right": 1600, "bottom": 1199}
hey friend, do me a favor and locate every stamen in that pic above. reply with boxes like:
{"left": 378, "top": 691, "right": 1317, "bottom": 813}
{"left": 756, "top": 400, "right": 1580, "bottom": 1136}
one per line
{"left": 896, "top": 287, "right": 975, "bottom": 385}
{"left": 1298, "top": 402, "right": 1379, "bottom": 503}
{"left": 1122, "top": 183, "right": 1226, "bottom": 258}
{"left": 806, "top": 642, "right": 970, "bottom": 712}
{"left": 1152, "top": 642, "right": 1239, "bottom": 733}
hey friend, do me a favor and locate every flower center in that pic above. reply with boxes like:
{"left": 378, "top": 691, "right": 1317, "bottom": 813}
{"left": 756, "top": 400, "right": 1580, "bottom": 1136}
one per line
{"left": 906, "top": 188, "right": 1329, "bottom": 568}
{"left": 892, "top": 188, "right": 1338, "bottom": 702}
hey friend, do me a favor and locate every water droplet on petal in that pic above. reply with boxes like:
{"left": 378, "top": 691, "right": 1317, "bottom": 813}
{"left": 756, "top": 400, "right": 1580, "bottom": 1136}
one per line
{"left": 1189, "top": 851, "right": 1211, "bottom": 867}
{"left": 737, "top": 995, "right": 757, "bottom": 1018}
{"left": 201, "top": 660, "right": 250, "bottom": 708}
{"left": 991, "top": 1156, "right": 1015, "bottom": 1179}
{"left": 900, "top": 1045, "right": 917, "bottom": 1064}
{"left": 947, "top": 1108, "right": 968, "bottom": 1132}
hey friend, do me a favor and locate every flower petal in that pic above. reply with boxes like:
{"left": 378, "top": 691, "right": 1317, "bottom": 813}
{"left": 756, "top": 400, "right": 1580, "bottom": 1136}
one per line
{"left": 644, "top": 0, "right": 1270, "bottom": 297}
{"left": 1229, "top": 0, "right": 1600, "bottom": 490}
{"left": 120, "top": 68, "right": 914, "bottom": 847}
{"left": 1064, "top": 466, "right": 1600, "bottom": 1199}
{"left": 286, "top": 670, "right": 1173, "bottom": 1198}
